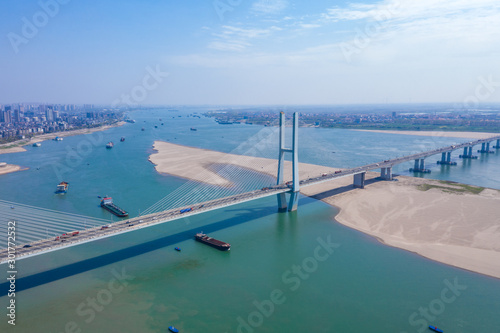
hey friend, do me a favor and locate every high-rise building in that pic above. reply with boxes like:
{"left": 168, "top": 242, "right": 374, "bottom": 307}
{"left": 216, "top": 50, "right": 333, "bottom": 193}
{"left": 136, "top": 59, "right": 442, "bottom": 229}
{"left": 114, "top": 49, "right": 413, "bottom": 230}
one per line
{"left": 14, "top": 109, "right": 22, "bottom": 123}
{"left": 45, "top": 107, "right": 54, "bottom": 122}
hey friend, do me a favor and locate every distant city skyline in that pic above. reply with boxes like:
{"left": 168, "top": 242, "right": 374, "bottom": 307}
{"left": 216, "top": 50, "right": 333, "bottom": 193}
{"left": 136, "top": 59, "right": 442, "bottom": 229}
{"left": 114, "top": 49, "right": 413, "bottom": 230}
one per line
{"left": 1, "top": 0, "right": 499, "bottom": 105}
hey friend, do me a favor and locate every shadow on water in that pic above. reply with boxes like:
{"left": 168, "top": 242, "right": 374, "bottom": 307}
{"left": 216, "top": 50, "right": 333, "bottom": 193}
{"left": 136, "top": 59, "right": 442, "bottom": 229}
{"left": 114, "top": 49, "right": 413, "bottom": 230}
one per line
{"left": 0, "top": 197, "right": 318, "bottom": 295}
{"left": 1, "top": 176, "right": 385, "bottom": 295}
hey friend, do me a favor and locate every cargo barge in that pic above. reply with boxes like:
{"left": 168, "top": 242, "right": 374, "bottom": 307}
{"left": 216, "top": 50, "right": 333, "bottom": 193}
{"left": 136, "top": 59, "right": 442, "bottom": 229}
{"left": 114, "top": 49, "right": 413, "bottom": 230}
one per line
{"left": 195, "top": 232, "right": 230, "bottom": 251}
{"left": 100, "top": 197, "right": 129, "bottom": 217}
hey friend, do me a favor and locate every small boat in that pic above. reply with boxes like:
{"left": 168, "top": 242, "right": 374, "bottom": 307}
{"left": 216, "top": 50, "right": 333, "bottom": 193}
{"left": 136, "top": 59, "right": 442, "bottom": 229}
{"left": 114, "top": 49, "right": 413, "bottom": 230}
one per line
{"left": 32, "top": 142, "right": 41, "bottom": 147}
{"left": 190, "top": 128, "right": 197, "bottom": 131}
{"left": 168, "top": 326, "right": 179, "bottom": 333}
{"left": 175, "top": 247, "right": 181, "bottom": 252}
{"left": 429, "top": 326, "right": 443, "bottom": 333}
{"left": 120, "top": 137, "right": 125, "bottom": 142}
{"left": 141, "top": 128, "right": 145, "bottom": 131}
{"left": 106, "top": 142, "right": 114, "bottom": 149}
{"left": 53, "top": 136, "right": 63, "bottom": 141}
{"left": 55, "top": 181, "right": 69, "bottom": 194}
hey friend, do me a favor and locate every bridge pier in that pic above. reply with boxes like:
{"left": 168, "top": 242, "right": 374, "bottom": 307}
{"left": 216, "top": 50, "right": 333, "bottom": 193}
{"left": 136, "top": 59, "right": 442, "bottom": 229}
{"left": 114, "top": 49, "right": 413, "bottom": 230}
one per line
{"left": 478, "top": 141, "right": 494, "bottom": 154}
{"left": 353, "top": 172, "right": 365, "bottom": 188}
{"left": 276, "top": 112, "right": 300, "bottom": 212}
{"left": 380, "top": 167, "right": 392, "bottom": 180}
{"left": 459, "top": 146, "right": 477, "bottom": 159}
{"left": 494, "top": 139, "right": 500, "bottom": 149}
{"left": 410, "top": 158, "right": 431, "bottom": 173}
{"left": 437, "top": 151, "right": 457, "bottom": 165}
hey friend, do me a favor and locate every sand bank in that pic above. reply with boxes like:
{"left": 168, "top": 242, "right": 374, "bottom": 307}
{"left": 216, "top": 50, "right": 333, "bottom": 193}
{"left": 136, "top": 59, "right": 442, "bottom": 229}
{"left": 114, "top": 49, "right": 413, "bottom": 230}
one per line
{"left": 150, "top": 141, "right": 500, "bottom": 279}
{"left": 0, "top": 121, "right": 125, "bottom": 156}
{"left": 0, "top": 164, "right": 27, "bottom": 176}
{"left": 149, "top": 141, "right": 339, "bottom": 186}
{"left": 354, "top": 129, "right": 498, "bottom": 139}
{"left": 301, "top": 175, "right": 500, "bottom": 279}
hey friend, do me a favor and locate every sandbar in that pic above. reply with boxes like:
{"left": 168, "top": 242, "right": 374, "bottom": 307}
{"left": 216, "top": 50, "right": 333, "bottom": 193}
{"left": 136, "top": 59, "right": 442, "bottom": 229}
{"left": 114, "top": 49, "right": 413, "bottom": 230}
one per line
{"left": 149, "top": 141, "right": 500, "bottom": 279}
{"left": 0, "top": 164, "right": 27, "bottom": 176}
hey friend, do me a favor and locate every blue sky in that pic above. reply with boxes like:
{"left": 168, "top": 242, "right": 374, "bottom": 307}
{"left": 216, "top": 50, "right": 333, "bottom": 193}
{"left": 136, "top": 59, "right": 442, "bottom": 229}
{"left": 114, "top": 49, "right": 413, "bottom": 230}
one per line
{"left": 1, "top": 0, "right": 499, "bottom": 105}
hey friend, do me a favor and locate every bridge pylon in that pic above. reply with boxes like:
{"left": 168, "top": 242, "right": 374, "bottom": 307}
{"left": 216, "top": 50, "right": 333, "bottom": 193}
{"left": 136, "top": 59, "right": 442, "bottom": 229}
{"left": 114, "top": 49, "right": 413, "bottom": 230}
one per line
{"left": 276, "top": 112, "right": 300, "bottom": 212}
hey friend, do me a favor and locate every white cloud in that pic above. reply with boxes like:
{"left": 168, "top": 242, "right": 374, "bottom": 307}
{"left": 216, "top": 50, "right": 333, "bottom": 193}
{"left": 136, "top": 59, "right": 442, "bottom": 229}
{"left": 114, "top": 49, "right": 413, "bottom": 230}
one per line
{"left": 252, "top": 0, "right": 288, "bottom": 14}
{"left": 208, "top": 25, "right": 282, "bottom": 52}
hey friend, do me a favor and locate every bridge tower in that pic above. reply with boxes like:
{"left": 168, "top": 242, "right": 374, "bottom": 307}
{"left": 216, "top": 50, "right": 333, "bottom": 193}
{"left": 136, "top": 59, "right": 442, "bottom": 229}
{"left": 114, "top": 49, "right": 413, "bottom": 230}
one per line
{"left": 277, "top": 112, "right": 300, "bottom": 212}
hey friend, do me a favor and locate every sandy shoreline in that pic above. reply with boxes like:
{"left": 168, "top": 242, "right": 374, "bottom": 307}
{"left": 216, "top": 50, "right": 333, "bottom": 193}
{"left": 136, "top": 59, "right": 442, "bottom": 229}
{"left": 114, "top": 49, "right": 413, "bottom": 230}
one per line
{"left": 149, "top": 141, "right": 500, "bottom": 279}
{"left": 149, "top": 141, "right": 340, "bottom": 186}
{"left": 0, "top": 164, "right": 28, "bottom": 176}
{"left": 0, "top": 121, "right": 125, "bottom": 155}
{"left": 354, "top": 129, "right": 498, "bottom": 139}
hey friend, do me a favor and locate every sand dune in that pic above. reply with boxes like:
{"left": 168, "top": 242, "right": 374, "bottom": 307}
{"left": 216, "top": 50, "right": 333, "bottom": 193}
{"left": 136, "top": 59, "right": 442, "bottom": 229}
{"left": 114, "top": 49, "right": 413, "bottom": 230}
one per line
{"left": 0, "top": 164, "right": 27, "bottom": 176}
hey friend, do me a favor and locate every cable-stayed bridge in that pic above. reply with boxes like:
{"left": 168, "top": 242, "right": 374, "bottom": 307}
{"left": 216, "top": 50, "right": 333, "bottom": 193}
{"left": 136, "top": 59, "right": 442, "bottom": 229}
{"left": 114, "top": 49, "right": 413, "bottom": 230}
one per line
{"left": 2, "top": 112, "right": 499, "bottom": 263}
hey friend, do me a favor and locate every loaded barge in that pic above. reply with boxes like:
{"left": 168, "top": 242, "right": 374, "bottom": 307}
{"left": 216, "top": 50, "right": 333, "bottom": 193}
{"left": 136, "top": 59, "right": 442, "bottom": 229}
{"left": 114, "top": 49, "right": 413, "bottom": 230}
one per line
{"left": 100, "top": 197, "right": 129, "bottom": 217}
{"left": 195, "top": 232, "right": 230, "bottom": 251}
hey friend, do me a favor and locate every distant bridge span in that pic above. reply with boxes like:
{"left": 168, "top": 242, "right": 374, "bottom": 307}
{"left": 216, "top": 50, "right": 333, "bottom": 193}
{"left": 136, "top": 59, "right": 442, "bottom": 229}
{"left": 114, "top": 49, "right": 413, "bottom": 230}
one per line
{"left": 2, "top": 113, "right": 499, "bottom": 263}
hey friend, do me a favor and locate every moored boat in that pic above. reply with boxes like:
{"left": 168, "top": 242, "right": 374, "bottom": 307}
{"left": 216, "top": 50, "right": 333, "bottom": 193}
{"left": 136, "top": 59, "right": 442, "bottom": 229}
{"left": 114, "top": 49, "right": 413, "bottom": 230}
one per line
{"left": 55, "top": 181, "right": 69, "bottom": 194}
{"left": 106, "top": 142, "right": 114, "bottom": 148}
{"left": 32, "top": 142, "right": 41, "bottom": 147}
{"left": 195, "top": 232, "right": 230, "bottom": 251}
{"left": 120, "top": 137, "right": 125, "bottom": 142}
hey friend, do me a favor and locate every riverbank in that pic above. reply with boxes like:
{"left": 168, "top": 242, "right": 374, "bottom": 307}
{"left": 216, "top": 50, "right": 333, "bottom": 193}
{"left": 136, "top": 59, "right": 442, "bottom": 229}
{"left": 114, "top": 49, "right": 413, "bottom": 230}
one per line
{"left": 149, "top": 141, "right": 500, "bottom": 279}
{"left": 354, "top": 129, "right": 498, "bottom": 139}
{"left": 0, "top": 164, "right": 27, "bottom": 176}
{"left": 0, "top": 121, "right": 126, "bottom": 155}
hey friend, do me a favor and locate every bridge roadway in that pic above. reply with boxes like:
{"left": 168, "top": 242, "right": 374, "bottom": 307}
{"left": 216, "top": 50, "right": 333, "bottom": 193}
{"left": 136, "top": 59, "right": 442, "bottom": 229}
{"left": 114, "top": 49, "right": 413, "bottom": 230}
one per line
{"left": 2, "top": 134, "right": 499, "bottom": 263}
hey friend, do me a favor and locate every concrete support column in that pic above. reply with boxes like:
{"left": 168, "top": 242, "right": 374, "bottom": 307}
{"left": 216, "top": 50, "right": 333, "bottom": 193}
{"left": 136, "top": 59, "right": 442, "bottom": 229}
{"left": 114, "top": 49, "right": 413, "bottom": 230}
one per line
{"left": 441, "top": 152, "right": 446, "bottom": 163}
{"left": 288, "top": 112, "right": 300, "bottom": 212}
{"left": 276, "top": 112, "right": 287, "bottom": 211}
{"left": 486, "top": 142, "right": 490, "bottom": 151}
{"left": 381, "top": 168, "right": 386, "bottom": 178}
{"left": 419, "top": 159, "right": 425, "bottom": 170}
{"left": 463, "top": 147, "right": 468, "bottom": 156}
{"left": 414, "top": 159, "right": 419, "bottom": 169}
{"left": 496, "top": 139, "right": 500, "bottom": 148}
{"left": 353, "top": 172, "right": 366, "bottom": 188}
{"left": 384, "top": 167, "right": 392, "bottom": 180}
{"left": 482, "top": 143, "right": 486, "bottom": 151}
{"left": 468, "top": 146, "right": 473, "bottom": 155}
{"left": 447, "top": 152, "right": 451, "bottom": 162}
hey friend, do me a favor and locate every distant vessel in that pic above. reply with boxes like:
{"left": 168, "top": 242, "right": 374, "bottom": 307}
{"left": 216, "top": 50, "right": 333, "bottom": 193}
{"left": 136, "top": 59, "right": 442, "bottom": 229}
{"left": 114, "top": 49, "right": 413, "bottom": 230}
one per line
{"left": 120, "top": 137, "right": 125, "bottom": 142}
{"left": 54, "top": 136, "right": 63, "bottom": 141}
{"left": 429, "top": 326, "right": 443, "bottom": 333}
{"left": 125, "top": 119, "right": 136, "bottom": 123}
{"left": 195, "top": 232, "right": 230, "bottom": 251}
{"left": 55, "top": 181, "right": 69, "bottom": 194}
{"left": 175, "top": 247, "right": 181, "bottom": 252}
{"left": 100, "top": 197, "right": 129, "bottom": 217}
{"left": 190, "top": 128, "right": 197, "bottom": 131}
{"left": 32, "top": 143, "right": 41, "bottom": 147}
{"left": 168, "top": 326, "right": 179, "bottom": 333}
{"left": 141, "top": 128, "right": 145, "bottom": 131}
{"left": 106, "top": 142, "right": 114, "bottom": 148}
